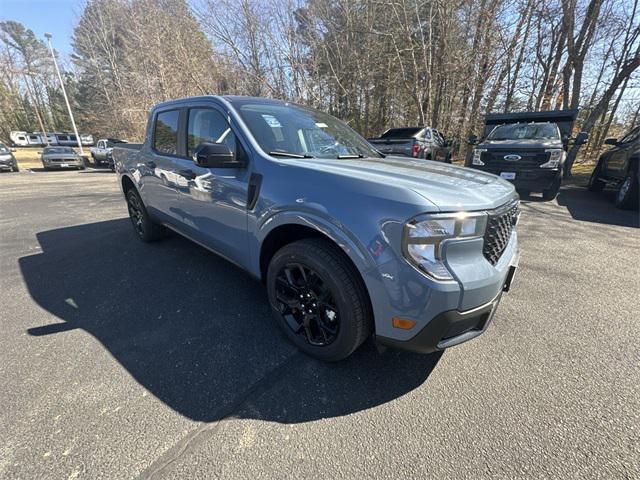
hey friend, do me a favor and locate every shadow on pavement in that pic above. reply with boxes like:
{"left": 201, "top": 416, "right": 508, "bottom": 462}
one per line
{"left": 19, "top": 219, "right": 441, "bottom": 423}
{"left": 556, "top": 186, "right": 639, "bottom": 228}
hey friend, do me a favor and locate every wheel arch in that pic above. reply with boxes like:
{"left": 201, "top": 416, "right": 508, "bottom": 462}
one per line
{"left": 258, "top": 220, "right": 377, "bottom": 332}
{"left": 121, "top": 174, "right": 137, "bottom": 195}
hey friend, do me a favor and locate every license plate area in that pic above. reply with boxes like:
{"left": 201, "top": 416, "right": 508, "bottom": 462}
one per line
{"left": 500, "top": 172, "right": 516, "bottom": 180}
{"left": 503, "top": 265, "right": 517, "bottom": 292}
{"left": 60, "top": 163, "right": 69, "bottom": 167}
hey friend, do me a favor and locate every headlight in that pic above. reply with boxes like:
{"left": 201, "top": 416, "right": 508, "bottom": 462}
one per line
{"left": 472, "top": 149, "right": 486, "bottom": 165}
{"left": 403, "top": 212, "right": 487, "bottom": 281}
{"left": 541, "top": 149, "right": 564, "bottom": 168}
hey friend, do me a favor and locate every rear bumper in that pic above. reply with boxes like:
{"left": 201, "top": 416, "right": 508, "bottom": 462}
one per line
{"left": 377, "top": 291, "right": 504, "bottom": 353}
{"left": 42, "top": 161, "right": 84, "bottom": 169}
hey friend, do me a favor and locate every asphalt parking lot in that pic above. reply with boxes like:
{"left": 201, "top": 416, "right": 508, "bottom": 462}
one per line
{"left": 1, "top": 169, "right": 638, "bottom": 479}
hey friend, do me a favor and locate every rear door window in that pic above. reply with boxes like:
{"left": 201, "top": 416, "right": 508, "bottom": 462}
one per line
{"left": 154, "top": 110, "right": 180, "bottom": 155}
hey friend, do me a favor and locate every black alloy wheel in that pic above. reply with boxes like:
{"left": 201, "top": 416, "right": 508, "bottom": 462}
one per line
{"left": 267, "top": 238, "right": 371, "bottom": 361}
{"left": 127, "top": 190, "right": 145, "bottom": 238}
{"left": 274, "top": 263, "right": 340, "bottom": 346}
{"left": 125, "top": 189, "right": 165, "bottom": 242}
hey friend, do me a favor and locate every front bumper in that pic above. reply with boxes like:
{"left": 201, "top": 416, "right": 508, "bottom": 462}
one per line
{"left": 377, "top": 290, "right": 506, "bottom": 353}
{"left": 470, "top": 165, "right": 560, "bottom": 192}
{"left": 368, "top": 221, "right": 518, "bottom": 353}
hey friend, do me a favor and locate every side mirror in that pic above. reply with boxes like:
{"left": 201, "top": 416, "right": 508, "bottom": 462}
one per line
{"left": 37, "top": 151, "right": 42, "bottom": 155}
{"left": 193, "top": 142, "right": 243, "bottom": 168}
{"left": 604, "top": 138, "right": 618, "bottom": 146}
{"left": 575, "top": 131, "right": 589, "bottom": 145}
{"left": 467, "top": 135, "right": 477, "bottom": 145}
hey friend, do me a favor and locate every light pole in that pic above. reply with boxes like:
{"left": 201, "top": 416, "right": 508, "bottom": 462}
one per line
{"left": 44, "top": 32, "right": 84, "bottom": 155}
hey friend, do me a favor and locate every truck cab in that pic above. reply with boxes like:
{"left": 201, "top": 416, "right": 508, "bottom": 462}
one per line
{"left": 466, "top": 110, "right": 587, "bottom": 200}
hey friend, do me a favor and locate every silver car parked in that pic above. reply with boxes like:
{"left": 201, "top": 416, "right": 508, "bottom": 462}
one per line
{"left": 0, "top": 142, "right": 19, "bottom": 172}
{"left": 40, "top": 146, "right": 85, "bottom": 170}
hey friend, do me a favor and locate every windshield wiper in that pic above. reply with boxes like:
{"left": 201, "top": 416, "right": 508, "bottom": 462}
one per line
{"left": 268, "top": 151, "right": 314, "bottom": 158}
{"left": 337, "top": 153, "right": 365, "bottom": 159}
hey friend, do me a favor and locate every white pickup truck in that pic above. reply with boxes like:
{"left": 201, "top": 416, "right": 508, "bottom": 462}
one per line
{"left": 90, "top": 138, "right": 127, "bottom": 168}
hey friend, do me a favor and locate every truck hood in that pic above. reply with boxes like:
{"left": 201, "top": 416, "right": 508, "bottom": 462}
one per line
{"left": 479, "top": 139, "right": 563, "bottom": 149}
{"left": 292, "top": 156, "right": 516, "bottom": 211}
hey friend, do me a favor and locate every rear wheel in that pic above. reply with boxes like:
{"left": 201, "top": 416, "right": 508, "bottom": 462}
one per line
{"left": 615, "top": 169, "right": 639, "bottom": 210}
{"left": 588, "top": 162, "right": 606, "bottom": 192}
{"left": 126, "top": 189, "right": 165, "bottom": 242}
{"left": 542, "top": 175, "right": 561, "bottom": 201}
{"left": 267, "top": 238, "right": 371, "bottom": 361}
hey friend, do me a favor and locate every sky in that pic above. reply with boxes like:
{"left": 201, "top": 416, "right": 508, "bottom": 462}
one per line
{"left": 0, "top": 0, "right": 80, "bottom": 63}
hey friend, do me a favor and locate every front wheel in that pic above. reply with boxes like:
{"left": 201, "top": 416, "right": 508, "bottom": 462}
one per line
{"left": 542, "top": 175, "right": 561, "bottom": 201}
{"left": 267, "top": 238, "right": 371, "bottom": 361}
{"left": 12, "top": 165, "right": 19, "bottom": 172}
{"left": 126, "top": 189, "right": 165, "bottom": 242}
{"left": 615, "top": 170, "right": 639, "bottom": 210}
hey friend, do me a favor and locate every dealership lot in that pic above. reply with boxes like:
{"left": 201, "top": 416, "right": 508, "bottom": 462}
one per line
{"left": 0, "top": 170, "right": 638, "bottom": 479}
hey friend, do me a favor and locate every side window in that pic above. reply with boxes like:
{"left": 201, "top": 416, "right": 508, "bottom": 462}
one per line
{"left": 187, "top": 108, "right": 236, "bottom": 158}
{"left": 432, "top": 130, "right": 442, "bottom": 146}
{"left": 154, "top": 110, "right": 180, "bottom": 155}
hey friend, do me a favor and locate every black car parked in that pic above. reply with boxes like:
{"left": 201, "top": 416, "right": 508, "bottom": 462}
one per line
{"left": 589, "top": 126, "right": 639, "bottom": 210}
{"left": 466, "top": 110, "right": 588, "bottom": 200}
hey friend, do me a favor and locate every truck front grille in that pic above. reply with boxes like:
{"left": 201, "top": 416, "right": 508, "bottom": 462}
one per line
{"left": 482, "top": 150, "right": 549, "bottom": 172}
{"left": 483, "top": 201, "right": 519, "bottom": 265}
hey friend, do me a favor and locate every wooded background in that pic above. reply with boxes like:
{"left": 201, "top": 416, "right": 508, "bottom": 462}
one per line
{"left": 1, "top": 0, "right": 639, "bottom": 171}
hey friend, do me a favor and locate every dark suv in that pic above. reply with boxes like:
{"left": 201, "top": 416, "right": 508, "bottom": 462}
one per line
{"left": 589, "top": 126, "right": 640, "bottom": 210}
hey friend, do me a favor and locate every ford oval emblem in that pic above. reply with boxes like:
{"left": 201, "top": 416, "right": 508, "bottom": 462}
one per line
{"left": 504, "top": 154, "right": 521, "bottom": 161}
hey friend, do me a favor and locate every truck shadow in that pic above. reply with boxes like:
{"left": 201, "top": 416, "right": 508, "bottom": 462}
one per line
{"left": 519, "top": 186, "right": 638, "bottom": 228}
{"left": 556, "top": 186, "right": 639, "bottom": 228}
{"left": 19, "top": 219, "right": 441, "bottom": 423}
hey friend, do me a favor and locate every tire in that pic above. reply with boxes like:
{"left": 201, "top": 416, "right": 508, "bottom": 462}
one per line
{"left": 445, "top": 154, "right": 452, "bottom": 164}
{"left": 267, "top": 238, "right": 371, "bottom": 362}
{"left": 542, "top": 175, "right": 561, "bottom": 201}
{"left": 588, "top": 162, "right": 606, "bottom": 192}
{"left": 125, "top": 189, "right": 165, "bottom": 242}
{"left": 12, "top": 165, "right": 19, "bottom": 172}
{"left": 615, "top": 169, "right": 639, "bottom": 210}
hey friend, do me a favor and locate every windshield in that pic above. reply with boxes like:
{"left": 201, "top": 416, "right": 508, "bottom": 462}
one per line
{"left": 488, "top": 123, "right": 560, "bottom": 141}
{"left": 234, "top": 101, "right": 382, "bottom": 159}
{"left": 619, "top": 126, "right": 640, "bottom": 144}
{"left": 380, "top": 127, "right": 423, "bottom": 139}
{"left": 44, "top": 147, "right": 75, "bottom": 154}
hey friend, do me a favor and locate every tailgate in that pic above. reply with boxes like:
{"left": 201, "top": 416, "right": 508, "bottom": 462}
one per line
{"left": 369, "top": 139, "right": 415, "bottom": 156}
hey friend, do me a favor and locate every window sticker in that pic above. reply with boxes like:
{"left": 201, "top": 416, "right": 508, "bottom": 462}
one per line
{"left": 261, "top": 114, "right": 282, "bottom": 128}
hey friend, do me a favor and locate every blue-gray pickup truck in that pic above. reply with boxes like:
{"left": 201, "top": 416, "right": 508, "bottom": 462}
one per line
{"left": 113, "top": 96, "right": 520, "bottom": 361}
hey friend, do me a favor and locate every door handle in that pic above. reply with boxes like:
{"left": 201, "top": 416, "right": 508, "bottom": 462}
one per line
{"left": 146, "top": 160, "right": 157, "bottom": 169}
